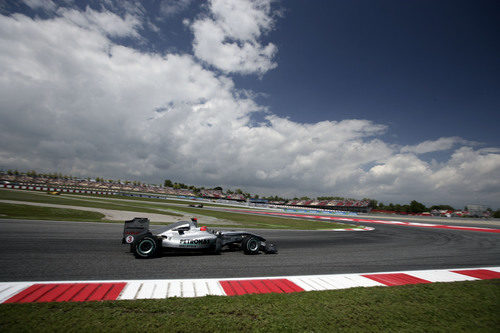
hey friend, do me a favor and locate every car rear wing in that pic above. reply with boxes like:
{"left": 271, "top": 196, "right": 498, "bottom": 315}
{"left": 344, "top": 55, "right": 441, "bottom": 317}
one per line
{"left": 122, "top": 217, "right": 150, "bottom": 243}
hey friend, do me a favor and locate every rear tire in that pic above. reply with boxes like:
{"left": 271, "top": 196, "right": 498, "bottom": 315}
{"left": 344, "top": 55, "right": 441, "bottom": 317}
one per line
{"left": 133, "top": 235, "right": 159, "bottom": 259}
{"left": 213, "top": 237, "right": 222, "bottom": 255}
{"left": 242, "top": 236, "right": 260, "bottom": 255}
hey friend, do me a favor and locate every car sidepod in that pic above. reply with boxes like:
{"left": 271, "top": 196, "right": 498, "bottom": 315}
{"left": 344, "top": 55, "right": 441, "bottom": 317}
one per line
{"left": 160, "top": 231, "right": 217, "bottom": 250}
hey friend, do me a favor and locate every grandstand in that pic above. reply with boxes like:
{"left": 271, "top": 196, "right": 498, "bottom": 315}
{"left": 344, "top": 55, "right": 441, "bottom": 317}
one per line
{"left": 226, "top": 193, "right": 246, "bottom": 201}
{"left": 200, "top": 189, "right": 225, "bottom": 199}
{"left": 0, "top": 174, "right": 198, "bottom": 197}
{"left": 284, "top": 199, "right": 370, "bottom": 213}
{"left": 198, "top": 189, "right": 246, "bottom": 201}
{"left": 1, "top": 172, "right": 369, "bottom": 212}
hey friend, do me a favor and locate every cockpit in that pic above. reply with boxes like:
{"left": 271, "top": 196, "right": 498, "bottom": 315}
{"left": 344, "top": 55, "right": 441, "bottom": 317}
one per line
{"left": 155, "top": 218, "right": 199, "bottom": 235}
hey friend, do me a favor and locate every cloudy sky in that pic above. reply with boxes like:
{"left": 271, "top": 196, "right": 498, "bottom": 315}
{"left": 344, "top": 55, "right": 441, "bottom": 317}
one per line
{"left": 1, "top": 0, "right": 499, "bottom": 208}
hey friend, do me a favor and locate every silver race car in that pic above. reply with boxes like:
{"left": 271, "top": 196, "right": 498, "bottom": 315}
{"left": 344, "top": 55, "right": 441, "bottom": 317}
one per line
{"left": 122, "top": 217, "right": 278, "bottom": 258}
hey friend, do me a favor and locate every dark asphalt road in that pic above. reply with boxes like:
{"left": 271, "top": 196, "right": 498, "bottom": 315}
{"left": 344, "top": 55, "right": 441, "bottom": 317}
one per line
{"left": 0, "top": 219, "right": 499, "bottom": 282}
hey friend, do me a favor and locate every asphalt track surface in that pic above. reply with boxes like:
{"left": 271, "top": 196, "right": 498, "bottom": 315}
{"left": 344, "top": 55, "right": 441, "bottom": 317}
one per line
{"left": 1, "top": 216, "right": 499, "bottom": 282}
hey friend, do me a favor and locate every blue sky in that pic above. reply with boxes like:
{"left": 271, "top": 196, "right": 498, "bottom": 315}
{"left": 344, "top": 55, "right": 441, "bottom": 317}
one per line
{"left": 0, "top": 0, "right": 499, "bottom": 208}
{"left": 243, "top": 1, "right": 500, "bottom": 146}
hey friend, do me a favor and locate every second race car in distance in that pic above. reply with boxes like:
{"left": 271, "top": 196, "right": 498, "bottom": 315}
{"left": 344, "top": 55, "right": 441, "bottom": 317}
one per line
{"left": 123, "top": 217, "right": 278, "bottom": 258}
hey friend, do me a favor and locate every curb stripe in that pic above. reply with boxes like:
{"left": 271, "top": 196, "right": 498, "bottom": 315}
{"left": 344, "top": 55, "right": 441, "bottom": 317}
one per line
{"left": 103, "top": 283, "right": 127, "bottom": 300}
{"left": 220, "top": 279, "right": 304, "bottom": 296}
{"left": 407, "top": 270, "right": 477, "bottom": 282}
{"left": 2, "top": 267, "right": 499, "bottom": 304}
{"left": 252, "top": 280, "right": 271, "bottom": 293}
{"left": 56, "top": 284, "right": 86, "bottom": 302}
{"left": 5, "top": 284, "right": 55, "bottom": 304}
{"left": 261, "top": 279, "right": 283, "bottom": 293}
{"left": 87, "top": 284, "right": 112, "bottom": 301}
{"left": 451, "top": 269, "right": 500, "bottom": 280}
{"left": 71, "top": 284, "right": 100, "bottom": 302}
{"left": 3, "top": 285, "right": 42, "bottom": 304}
{"left": 219, "top": 281, "right": 239, "bottom": 296}
{"left": 0, "top": 284, "right": 31, "bottom": 303}
{"left": 277, "top": 279, "right": 304, "bottom": 293}
{"left": 239, "top": 280, "right": 261, "bottom": 294}
{"left": 4, "top": 283, "right": 127, "bottom": 303}
{"left": 38, "top": 284, "right": 73, "bottom": 303}
{"left": 362, "top": 273, "right": 431, "bottom": 286}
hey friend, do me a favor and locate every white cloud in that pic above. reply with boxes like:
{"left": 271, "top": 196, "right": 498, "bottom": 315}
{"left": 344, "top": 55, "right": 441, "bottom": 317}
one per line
{"left": 190, "top": 0, "right": 277, "bottom": 75}
{"left": 400, "top": 136, "right": 470, "bottom": 154}
{"left": 0, "top": 6, "right": 499, "bottom": 208}
{"left": 57, "top": 6, "right": 143, "bottom": 38}
{"left": 160, "top": 0, "right": 193, "bottom": 16}
{"left": 22, "top": 0, "right": 57, "bottom": 12}
{"left": 356, "top": 148, "right": 500, "bottom": 207}
{"left": 360, "top": 154, "right": 434, "bottom": 197}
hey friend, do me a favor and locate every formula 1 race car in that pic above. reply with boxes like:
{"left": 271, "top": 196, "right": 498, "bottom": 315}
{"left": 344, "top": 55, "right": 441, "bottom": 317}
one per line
{"left": 188, "top": 203, "right": 204, "bottom": 208}
{"left": 122, "top": 217, "right": 277, "bottom": 258}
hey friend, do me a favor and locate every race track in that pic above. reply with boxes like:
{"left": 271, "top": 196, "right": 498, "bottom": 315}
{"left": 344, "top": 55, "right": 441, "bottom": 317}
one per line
{"left": 1, "top": 218, "right": 499, "bottom": 282}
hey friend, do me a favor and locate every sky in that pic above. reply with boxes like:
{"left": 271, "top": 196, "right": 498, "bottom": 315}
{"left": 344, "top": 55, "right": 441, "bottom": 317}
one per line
{"left": 0, "top": 0, "right": 499, "bottom": 209}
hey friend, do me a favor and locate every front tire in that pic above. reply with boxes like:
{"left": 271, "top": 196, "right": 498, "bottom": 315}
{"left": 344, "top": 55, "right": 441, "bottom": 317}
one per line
{"left": 133, "top": 235, "right": 159, "bottom": 259}
{"left": 242, "top": 236, "right": 260, "bottom": 255}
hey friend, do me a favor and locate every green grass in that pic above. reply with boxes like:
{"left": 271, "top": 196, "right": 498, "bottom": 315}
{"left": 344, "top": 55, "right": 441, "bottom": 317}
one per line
{"left": 0, "top": 202, "right": 106, "bottom": 222}
{"left": 71, "top": 194, "right": 350, "bottom": 230}
{"left": 0, "top": 189, "right": 356, "bottom": 230}
{"left": 99, "top": 200, "right": 349, "bottom": 230}
{"left": 0, "top": 189, "right": 182, "bottom": 217}
{"left": 169, "top": 205, "right": 348, "bottom": 229}
{"left": 73, "top": 192, "right": 246, "bottom": 209}
{"left": 0, "top": 280, "right": 498, "bottom": 332}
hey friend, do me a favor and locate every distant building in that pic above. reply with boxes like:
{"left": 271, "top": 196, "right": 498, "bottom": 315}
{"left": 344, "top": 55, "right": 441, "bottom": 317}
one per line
{"left": 466, "top": 204, "right": 488, "bottom": 217}
{"left": 248, "top": 198, "right": 269, "bottom": 204}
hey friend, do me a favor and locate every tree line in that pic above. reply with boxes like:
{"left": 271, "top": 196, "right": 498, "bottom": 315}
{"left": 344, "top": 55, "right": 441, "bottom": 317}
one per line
{"left": 372, "top": 200, "right": 449, "bottom": 214}
{"left": 3, "top": 169, "right": 498, "bottom": 215}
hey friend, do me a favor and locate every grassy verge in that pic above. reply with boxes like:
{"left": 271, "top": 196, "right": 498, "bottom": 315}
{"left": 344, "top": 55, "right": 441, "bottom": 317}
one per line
{"left": 70, "top": 192, "right": 246, "bottom": 209}
{"left": 0, "top": 280, "right": 498, "bottom": 332}
{"left": 66, "top": 194, "right": 350, "bottom": 229}
{"left": 170, "top": 205, "right": 348, "bottom": 229}
{"left": 0, "top": 202, "right": 106, "bottom": 222}
{"left": 0, "top": 189, "right": 355, "bottom": 230}
{"left": 0, "top": 189, "right": 182, "bottom": 217}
